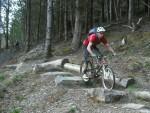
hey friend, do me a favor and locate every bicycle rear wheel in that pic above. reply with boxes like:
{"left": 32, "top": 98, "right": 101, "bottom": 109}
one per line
{"left": 80, "top": 61, "right": 93, "bottom": 82}
{"left": 102, "top": 66, "right": 115, "bottom": 90}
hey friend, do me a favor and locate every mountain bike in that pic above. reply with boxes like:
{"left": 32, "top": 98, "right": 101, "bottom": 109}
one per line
{"left": 80, "top": 55, "right": 115, "bottom": 90}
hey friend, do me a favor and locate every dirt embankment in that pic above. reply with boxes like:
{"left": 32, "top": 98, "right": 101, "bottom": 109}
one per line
{"left": 0, "top": 31, "right": 150, "bottom": 113}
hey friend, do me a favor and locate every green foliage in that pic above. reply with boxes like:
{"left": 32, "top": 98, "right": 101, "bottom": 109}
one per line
{"left": 144, "top": 61, "right": 150, "bottom": 69}
{"left": 12, "top": 75, "right": 23, "bottom": 83}
{"left": 68, "top": 105, "right": 76, "bottom": 113}
{"left": 15, "top": 95, "right": 25, "bottom": 102}
{"left": 10, "top": 107, "right": 21, "bottom": 113}
{"left": 0, "top": 73, "right": 5, "bottom": 81}
{"left": 3, "top": 79, "right": 13, "bottom": 87}
{"left": 127, "top": 84, "right": 137, "bottom": 93}
{"left": 3, "top": 75, "right": 24, "bottom": 87}
{"left": 10, "top": 9, "right": 24, "bottom": 43}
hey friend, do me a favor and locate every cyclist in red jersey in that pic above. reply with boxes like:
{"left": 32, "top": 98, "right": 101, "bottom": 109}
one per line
{"left": 82, "top": 27, "right": 116, "bottom": 69}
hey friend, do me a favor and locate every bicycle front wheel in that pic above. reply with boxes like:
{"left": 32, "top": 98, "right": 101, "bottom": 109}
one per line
{"left": 102, "top": 66, "right": 115, "bottom": 90}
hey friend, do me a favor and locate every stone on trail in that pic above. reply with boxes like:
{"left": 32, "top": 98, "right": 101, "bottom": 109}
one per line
{"left": 133, "top": 91, "right": 150, "bottom": 101}
{"left": 86, "top": 88, "right": 126, "bottom": 103}
{"left": 55, "top": 76, "right": 83, "bottom": 86}
{"left": 115, "top": 77, "right": 135, "bottom": 88}
{"left": 122, "top": 103, "right": 150, "bottom": 113}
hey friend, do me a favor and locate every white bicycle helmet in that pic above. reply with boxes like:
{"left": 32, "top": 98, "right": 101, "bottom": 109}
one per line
{"left": 88, "top": 26, "right": 106, "bottom": 35}
{"left": 96, "top": 27, "right": 106, "bottom": 32}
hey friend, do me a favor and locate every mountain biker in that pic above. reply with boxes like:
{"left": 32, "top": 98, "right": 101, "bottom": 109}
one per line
{"left": 82, "top": 26, "right": 116, "bottom": 78}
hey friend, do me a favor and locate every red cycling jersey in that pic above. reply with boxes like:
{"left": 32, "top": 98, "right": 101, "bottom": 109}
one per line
{"left": 83, "top": 33, "right": 108, "bottom": 46}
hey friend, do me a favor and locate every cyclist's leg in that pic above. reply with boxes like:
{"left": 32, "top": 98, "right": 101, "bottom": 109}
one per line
{"left": 82, "top": 45, "right": 89, "bottom": 73}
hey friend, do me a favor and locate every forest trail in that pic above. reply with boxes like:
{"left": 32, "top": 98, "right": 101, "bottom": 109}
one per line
{"left": 0, "top": 32, "right": 150, "bottom": 113}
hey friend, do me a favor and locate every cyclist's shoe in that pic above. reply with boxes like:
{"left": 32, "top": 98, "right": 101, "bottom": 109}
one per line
{"left": 82, "top": 74, "right": 89, "bottom": 82}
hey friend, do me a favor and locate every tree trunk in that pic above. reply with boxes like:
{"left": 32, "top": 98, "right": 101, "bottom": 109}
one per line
{"left": 37, "top": 0, "right": 42, "bottom": 43}
{"left": 45, "top": 0, "right": 53, "bottom": 57}
{"left": 101, "top": 0, "right": 105, "bottom": 22}
{"left": 109, "top": 0, "right": 112, "bottom": 22}
{"left": 148, "top": 0, "right": 150, "bottom": 16}
{"left": 113, "top": 0, "right": 119, "bottom": 21}
{"left": 5, "top": 0, "right": 10, "bottom": 49}
{"left": 0, "top": 0, "right": 1, "bottom": 49}
{"left": 106, "top": 0, "right": 109, "bottom": 23}
{"left": 64, "top": 0, "right": 68, "bottom": 41}
{"left": 128, "top": 0, "right": 133, "bottom": 25}
{"left": 118, "top": 0, "right": 122, "bottom": 19}
{"left": 58, "top": 0, "right": 62, "bottom": 40}
{"left": 71, "top": 0, "right": 81, "bottom": 51}
{"left": 89, "top": 0, "right": 93, "bottom": 27}
{"left": 26, "top": 0, "right": 31, "bottom": 52}
{"left": 85, "top": 0, "right": 89, "bottom": 33}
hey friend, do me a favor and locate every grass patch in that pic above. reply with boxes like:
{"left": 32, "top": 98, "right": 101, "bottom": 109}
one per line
{"left": 15, "top": 95, "right": 25, "bottom": 102}
{"left": 144, "top": 61, "right": 150, "bottom": 69}
{"left": 3, "top": 78, "right": 14, "bottom": 87}
{"left": 0, "top": 74, "right": 5, "bottom": 81}
{"left": 12, "top": 75, "right": 23, "bottom": 83}
{"left": 3, "top": 74, "right": 25, "bottom": 87}
{"left": 10, "top": 107, "right": 21, "bottom": 113}
{"left": 127, "top": 84, "right": 137, "bottom": 93}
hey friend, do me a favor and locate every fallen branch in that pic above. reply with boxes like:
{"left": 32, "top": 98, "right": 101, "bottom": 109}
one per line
{"left": 141, "top": 0, "right": 150, "bottom": 8}
{"left": 122, "top": 17, "right": 143, "bottom": 32}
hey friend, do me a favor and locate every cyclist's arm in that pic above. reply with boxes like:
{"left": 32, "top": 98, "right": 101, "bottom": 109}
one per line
{"left": 104, "top": 43, "right": 116, "bottom": 56}
{"left": 87, "top": 42, "right": 96, "bottom": 56}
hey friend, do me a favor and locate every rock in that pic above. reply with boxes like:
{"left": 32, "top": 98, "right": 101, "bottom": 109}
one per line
{"left": 115, "top": 77, "right": 135, "bottom": 88}
{"left": 86, "top": 88, "right": 126, "bottom": 103}
{"left": 133, "top": 91, "right": 150, "bottom": 101}
{"left": 122, "top": 103, "right": 150, "bottom": 113}
{"left": 55, "top": 76, "right": 83, "bottom": 86}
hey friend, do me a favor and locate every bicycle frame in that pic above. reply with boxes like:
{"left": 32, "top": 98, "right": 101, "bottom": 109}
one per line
{"left": 89, "top": 56, "right": 108, "bottom": 77}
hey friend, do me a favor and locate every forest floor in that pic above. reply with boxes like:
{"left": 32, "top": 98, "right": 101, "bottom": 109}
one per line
{"left": 0, "top": 30, "right": 150, "bottom": 113}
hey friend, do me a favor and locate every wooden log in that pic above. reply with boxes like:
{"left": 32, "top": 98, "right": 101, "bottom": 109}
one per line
{"left": 32, "top": 58, "right": 69, "bottom": 73}
{"left": 63, "top": 63, "right": 80, "bottom": 73}
{"left": 40, "top": 71, "right": 74, "bottom": 76}
{"left": 3, "top": 64, "right": 18, "bottom": 69}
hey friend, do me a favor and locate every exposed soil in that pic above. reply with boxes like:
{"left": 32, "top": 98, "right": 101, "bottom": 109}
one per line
{"left": 0, "top": 30, "right": 150, "bottom": 113}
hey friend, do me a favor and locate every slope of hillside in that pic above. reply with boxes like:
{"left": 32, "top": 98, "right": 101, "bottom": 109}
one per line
{"left": 0, "top": 31, "right": 150, "bottom": 113}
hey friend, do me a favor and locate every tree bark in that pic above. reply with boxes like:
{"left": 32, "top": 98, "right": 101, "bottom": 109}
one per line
{"left": 0, "top": 0, "right": 1, "bottom": 49}
{"left": 109, "top": 0, "right": 112, "bottom": 22}
{"left": 113, "top": 0, "right": 119, "bottom": 21}
{"left": 128, "top": 0, "right": 133, "bottom": 25}
{"left": 106, "top": 0, "right": 109, "bottom": 23}
{"left": 101, "top": 0, "right": 105, "bottom": 22}
{"left": 26, "top": 0, "right": 31, "bottom": 52}
{"left": 89, "top": 0, "right": 93, "bottom": 27}
{"left": 37, "top": 0, "right": 42, "bottom": 43}
{"left": 64, "top": 0, "right": 68, "bottom": 41}
{"left": 71, "top": 0, "right": 81, "bottom": 51}
{"left": 45, "top": 0, "right": 53, "bottom": 57}
{"left": 58, "top": 0, "right": 62, "bottom": 40}
{"left": 5, "top": 0, "right": 10, "bottom": 49}
{"left": 85, "top": 0, "right": 89, "bottom": 33}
